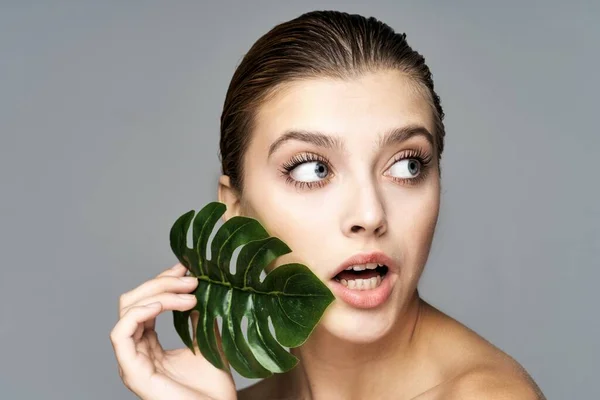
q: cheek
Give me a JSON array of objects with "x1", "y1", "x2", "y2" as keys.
[
  {"x1": 245, "y1": 176, "x2": 330, "y2": 239},
  {"x1": 397, "y1": 190, "x2": 440, "y2": 268},
  {"x1": 241, "y1": 195, "x2": 330, "y2": 272}
]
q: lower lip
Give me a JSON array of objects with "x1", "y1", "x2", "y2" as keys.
[{"x1": 329, "y1": 273, "x2": 394, "y2": 309}]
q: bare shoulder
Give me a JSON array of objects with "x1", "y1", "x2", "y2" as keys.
[
  {"x1": 433, "y1": 364, "x2": 546, "y2": 399},
  {"x1": 414, "y1": 300, "x2": 546, "y2": 399}
]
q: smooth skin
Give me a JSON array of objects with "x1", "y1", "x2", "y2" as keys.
[{"x1": 110, "y1": 70, "x2": 546, "y2": 399}]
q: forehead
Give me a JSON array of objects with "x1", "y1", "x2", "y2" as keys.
[{"x1": 254, "y1": 70, "x2": 435, "y2": 147}]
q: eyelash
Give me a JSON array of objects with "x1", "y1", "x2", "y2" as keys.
[{"x1": 278, "y1": 148, "x2": 434, "y2": 190}]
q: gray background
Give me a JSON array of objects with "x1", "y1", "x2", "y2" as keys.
[{"x1": 1, "y1": 1, "x2": 598, "y2": 399}]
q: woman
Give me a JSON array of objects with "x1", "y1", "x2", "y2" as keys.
[{"x1": 110, "y1": 10, "x2": 545, "y2": 400}]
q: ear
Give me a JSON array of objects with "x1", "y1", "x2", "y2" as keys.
[{"x1": 218, "y1": 175, "x2": 242, "y2": 222}]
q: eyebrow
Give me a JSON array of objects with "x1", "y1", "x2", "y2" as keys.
[{"x1": 267, "y1": 125, "x2": 434, "y2": 159}]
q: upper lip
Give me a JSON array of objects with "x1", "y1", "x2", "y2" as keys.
[{"x1": 331, "y1": 250, "x2": 398, "y2": 279}]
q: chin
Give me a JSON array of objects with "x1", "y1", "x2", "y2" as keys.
[{"x1": 317, "y1": 303, "x2": 397, "y2": 344}]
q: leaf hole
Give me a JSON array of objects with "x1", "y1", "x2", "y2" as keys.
[
  {"x1": 188, "y1": 310, "x2": 200, "y2": 346},
  {"x1": 205, "y1": 219, "x2": 221, "y2": 260},
  {"x1": 260, "y1": 269, "x2": 267, "y2": 283},
  {"x1": 240, "y1": 315, "x2": 250, "y2": 344},
  {"x1": 259, "y1": 261, "x2": 276, "y2": 283},
  {"x1": 215, "y1": 316, "x2": 225, "y2": 353},
  {"x1": 186, "y1": 221, "x2": 194, "y2": 249},
  {"x1": 268, "y1": 316, "x2": 290, "y2": 351},
  {"x1": 268, "y1": 315, "x2": 275, "y2": 337},
  {"x1": 229, "y1": 245, "x2": 243, "y2": 275},
  {"x1": 215, "y1": 315, "x2": 223, "y2": 335}
]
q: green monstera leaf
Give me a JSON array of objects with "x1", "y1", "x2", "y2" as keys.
[{"x1": 169, "y1": 201, "x2": 335, "y2": 379}]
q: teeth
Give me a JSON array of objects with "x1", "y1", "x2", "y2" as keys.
[
  {"x1": 345, "y1": 263, "x2": 383, "y2": 271},
  {"x1": 372, "y1": 277, "x2": 380, "y2": 288},
  {"x1": 339, "y1": 275, "x2": 384, "y2": 290}
]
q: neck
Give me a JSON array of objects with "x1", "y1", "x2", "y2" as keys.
[{"x1": 282, "y1": 290, "x2": 427, "y2": 400}]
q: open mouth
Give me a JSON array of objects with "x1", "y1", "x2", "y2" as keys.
[{"x1": 332, "y1": 264, "x2": 389, "y2": 290}]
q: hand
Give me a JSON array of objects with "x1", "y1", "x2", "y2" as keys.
[{"x1": 110, "y1": 263, "x2": 237, "y2": 400}]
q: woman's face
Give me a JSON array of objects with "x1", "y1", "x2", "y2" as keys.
[{"x1": 223, "y1": 69, "x2": 440, "y2": 343}]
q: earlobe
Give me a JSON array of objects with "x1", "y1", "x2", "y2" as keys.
[{"x1": 217, "y1": 175, "x2": 242, "y2": 221}]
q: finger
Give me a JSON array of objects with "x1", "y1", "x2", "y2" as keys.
[
  {"x1": 123, "y1": 293, "x2": 197, "y2": 350},
  {"x1": 143, "y1": 313, "x2": 157, "y2": 333},
  {"x1": 133, "y1": 321, "x2": 145, "y2": 341},
  {"x1": 157, "y1": 263, "x2": 189, "y2": 278},
  {"x1": 110, "y1": 302, "x2": 163, "y2": 378},
  {"x1": 119, "y1": 275, "x2": 198, "y2": 311},
  {"x1": 145, "y1": 329, "x2": 164, "y2": 355},
  {"x1": 118, "y1": 263, "x2": 191, "y2": 314},
  {"x1": 121, "y1": 292, "x2": 197, "y2": 319}
]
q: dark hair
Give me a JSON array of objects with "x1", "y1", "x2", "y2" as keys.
[{"x1": 219, "y1": 10, "x2": 446, "y2": 196}]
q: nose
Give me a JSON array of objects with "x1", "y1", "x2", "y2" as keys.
[{"x1": 343, "y1": 180, "x2": 387, "y2": 238}]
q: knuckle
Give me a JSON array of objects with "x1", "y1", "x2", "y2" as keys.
[
  {"x1": 109, "y1": 328, "x2": 118, "y2": 343},
  {"x1": 121, "y1": 303, "x2": 143, "y2": 319},
  {"x1": 118, "y1": 293, "x2": 129, "y2": 308},
  {"x1": 119, "y1": 305, "x2": 130, "y2": 318},
  {"x1": 122, "y1": 304, "x2": 138, "y2": 315}
]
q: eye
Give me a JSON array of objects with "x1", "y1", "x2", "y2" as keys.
[
  {"x1": 290, "y1": 161, "x2": 329, "y2": 182},
  {"x1": 388, "y1": 158, "x2": 421, "y2": 179},
  {"x1": 279, "y1": 153, "x2": 333, "y2": 190},
  {"x1": 384, "y1": 148, "x2": 433, "y2": 185}
]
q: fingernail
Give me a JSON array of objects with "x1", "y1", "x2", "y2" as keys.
[
  {"x1": 179, "y1": 276, "x2": 197, "y2": 283},
  {"x1": 178, "y1": 294, "x2": 195, "y2": 300}
]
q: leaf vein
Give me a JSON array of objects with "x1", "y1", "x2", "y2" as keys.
[{"x1": 277, "y1": 297, "x2": 310, "y2": 329}]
